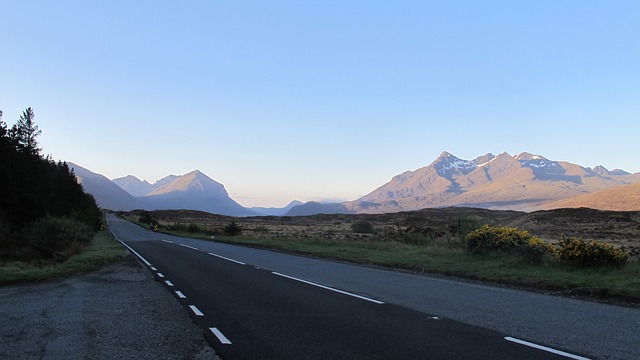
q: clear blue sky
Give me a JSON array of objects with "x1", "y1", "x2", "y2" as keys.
[{"x1": 2, "y1": 1, "x2": 639, "y2": 207}]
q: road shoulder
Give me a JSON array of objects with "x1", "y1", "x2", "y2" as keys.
[{"x1": 0, "y1": 257, "x2": 219, "y2": 360}]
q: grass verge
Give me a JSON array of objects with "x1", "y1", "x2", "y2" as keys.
[
  {"x1": 0, "y1": 230, "x2": 130, "y2": 285},
  {"x1": 195, "y1": 232, "x2": 640, "y2": 304}
]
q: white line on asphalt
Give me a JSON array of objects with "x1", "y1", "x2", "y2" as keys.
[
  {"x1": 207, "y1": 252, "x2": 246, "y2": 265},
  {"x1": 179, "y1": 244, "x2": 199, "y2": 251},
  {"x1": 165, "y1": 280, "x2": 174, "y2": 287},
  {"x1": 151, "y1": 267, "x2": 157, "y2": 271},
  {"x1": 157, "y1": 273, "x2": 165, "y2": 278},
  {"x1": 189, "y1": 305, "x2": 204, "y2": 316},
  {"x1": 210, "y1": 327, "x2": 232, "y2": 344},
  {"x1": 272, "y1": 272, "x2": 385, "y2": 304},
  {"x1": 115, "y1": 236, "x2": 152, "y2": 266},
  {"x1": 505, "y1": 337, "x2": 591, "y2": 360},
  {"x1": 161, "y1": 240, "x2": 174, "y2": 244},
  {"x1": 175, "y1": 291, "x2": 186, "y2": 299}
]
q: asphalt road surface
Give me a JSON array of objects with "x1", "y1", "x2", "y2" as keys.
[{"x1": 108, "y1": 214, "x2": 640, "y2": 359}]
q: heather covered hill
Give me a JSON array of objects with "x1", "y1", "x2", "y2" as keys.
[{"x1": 539, "y1": 183, "x2": 640, "y2": 211}]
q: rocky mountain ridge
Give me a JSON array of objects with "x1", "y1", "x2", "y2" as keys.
[{"x1": 341, "y1": 151, "x2": 640, "y2": 214}]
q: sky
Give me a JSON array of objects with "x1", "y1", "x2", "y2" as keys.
[{"x1": 2, "y1": 1, "x2": 639, "y2": 207}]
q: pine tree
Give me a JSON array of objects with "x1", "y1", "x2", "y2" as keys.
[{"x1": 10, "y1": 107, "x2": 41, "y2": 155}]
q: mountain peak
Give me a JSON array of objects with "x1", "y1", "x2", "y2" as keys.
[
  {"x1": 432, "y1": 151, "x2": 476, "y2": 178},
  {"x1": 514, "y1": 152, "x2": 547, "y2": 161}
]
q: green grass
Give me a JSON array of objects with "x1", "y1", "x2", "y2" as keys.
[{"x1": 0, "y1": 230, "x2": 130, "y2": 285}]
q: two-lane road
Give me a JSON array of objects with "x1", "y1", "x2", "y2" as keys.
[{"x1": 108, "y1": 214, "x2": 638, "y2": 359}]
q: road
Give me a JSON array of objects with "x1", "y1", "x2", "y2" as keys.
[{"x1": 108, "y1": 214, "x2": 639, "y2": 359}]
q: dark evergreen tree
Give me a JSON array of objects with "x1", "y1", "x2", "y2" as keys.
[
  {"x1": 0, "y1": 107, "x2": 102, "y2": 261},
  {"x1": 9, "y1": 107, "x2": 41, "y2": 155}
]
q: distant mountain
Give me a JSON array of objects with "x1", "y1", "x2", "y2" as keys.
[
  {"x1": 112, "y1": 175, "x2": 153, "y2": 197},
  {"x1": 71, "y1": 164, "x2": 255, "y2": 216},
  {"x1": 69, "y1": 163, "x2": 142, "y2": 211},
  {"x1": 251, "y1": 200, "x2": 304, "y2": 216},
  {"x1": 539, "y1": 183, "x2": 640, "y2": 211},
  {"x1": 138, "y1": 170, "x2": 255, "y2": 216},
  {"x1": 344, "y1": 151, "x2": 640, "y2": 213},
  {"x1": 285, "y1": 201, "x2": 351, "y2": 216}
]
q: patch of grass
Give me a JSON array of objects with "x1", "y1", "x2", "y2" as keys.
[{"x1": 0, "y1": 231, "x2": 129, "y2": 285}]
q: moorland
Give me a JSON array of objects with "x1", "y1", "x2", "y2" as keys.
[{"x1": 120, "y1": 207, "x2": 640, "y2": 305}]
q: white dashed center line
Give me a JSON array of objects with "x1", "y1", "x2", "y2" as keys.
[
  {"x1": 210, "y1": 327, "x2": 232, "y2": 344},
  {"x1": 505, "y1": 337, "x2": 591, "y2": 360},
  {"x1": 189, "y1": 305, "x2": 204, "y2": 316}
]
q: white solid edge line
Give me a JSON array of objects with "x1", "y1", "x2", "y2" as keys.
[
  {"x1": 272, "y1": 272, "x2": 384, "y2": 304},
  {"x1": 210, "y1": 327, "x2": 232, "y2": 344},
  {"x1": 114, "y1": 235, "x2": 152, "y2": 266},
  {"x1": 189, "y1": 305, "x2": 204, "y2": 316},
  {"x1": 161, "y1": 239, "x2": 174, "y2": 244},
  {"x1": 175, "y1": 291, "x2": 186, "y2": 299},
  {"x1": 208, "y1": 252, "x2": 246, "y2": 265},
  {"x1": 165, "y1": 280, "x2": 174, "y2": 286},
  {"x1": 179, "y1": 243, "x2": 199, "y2": 251},
  {"x1": 505, "y1": 337, "x2": 591, "y2": 360}
]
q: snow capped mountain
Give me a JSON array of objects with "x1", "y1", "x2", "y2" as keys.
[
  {"x1": 433, "y1": 151, "x2": 477, "y2": 178},
  {"x1": 515, "y1": 152, "x2": 561, "y2": 169},
  {"x1": 345, "y1": 151, "x2": 640, "y2": 213}
]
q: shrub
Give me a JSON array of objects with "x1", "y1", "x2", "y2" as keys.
[
  {"x1": 556, "y1": 235, "x2": 629, "y2": 267},
  {"x1": 514, "y1": 237, "x2": 554, "y2": 264},
  {"x1": 465, "y1": 225, "x2": 532, "y2": 254},
  {"x1": 465, "y1": 225, "x2": 553, "y2": 263},
  {"x1": 351, "y1": 220, "x2": 374, "y2": 234},
  {"x1": 28, "y1": 216, "x2": 92, "y2": 260},
  {"x1": 187, "y1": 223, "x2": 200, "y2": 233},
  {"x1": 138, "y1": 211, "x2": 155, "y2": 225},
  {"x1": 223, "y1": 221, "x2": 242, "y2": 236}
]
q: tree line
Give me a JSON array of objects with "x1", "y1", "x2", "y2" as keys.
[{"x1": 0, "y1": 107, "x2": 101, "y2": 262}]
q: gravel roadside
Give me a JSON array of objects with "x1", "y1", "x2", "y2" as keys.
[{"x1": 0, "y1": 257, "x2": 219, "y2": 360}]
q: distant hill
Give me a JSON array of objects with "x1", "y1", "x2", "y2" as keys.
[
  {"x1": 539, "y1": 183, "x2": 640, "y2": 211},
  {"x1": 69, "y1": 163, "x2": 141, "y2": 211},
  {"x1": 251, "y1": 200, "x2": 304, "y2": 216},
  {"x1": 71, "y1": 164, "x2": 255, "y2": 216},
  {"x1": 344, "y1": 151, "x2": 640, "y2": 214},
  {"x1": 285, "y1": 201, "x2": 352, "y2": 216}
]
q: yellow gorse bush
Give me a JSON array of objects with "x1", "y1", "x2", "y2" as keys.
[
  {"x1": 556, "y1": 235, "x2": 629, "y2": 267},
  {"x1": 465, "y1": 225, "x2": 553, "y2": 263}
]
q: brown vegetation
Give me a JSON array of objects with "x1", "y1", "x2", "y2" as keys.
[{"x1": 121, "y1": 207, "x2": 640, "y2": 259}]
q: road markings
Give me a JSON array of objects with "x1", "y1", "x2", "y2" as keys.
[
  {"x1": 157, "y1": 273, "x2": 165, "y2": 278},
  {"x1": 179, "y1": 244, "x2": 199, "y2": 251},
  {"x1": 208, "y1": 252, "x2": 246, "y2": 265},
  {"x1": 175, "y1": 291, "x2": 186, "y2": 299},
  {"x1": 165, "y1": 280, "x2": 174, "y2": 287},
  {"x1": 115, "y1": 237, "x2": 152, "y2": 266},
  {"x1": 161, "y1": 240, "x2": 174, "y2": 244},
  {"x1": 151, "y1": 267, "x2": 157, "y2": 271},
  {"x1": 210, "y1": 327, "x2": 232, "y2": 344},
  {"x1": 189, "y1": 305, "x2": 204, "y2": 316},
  {"x1": 272, "y1": 272, "x2": 384, "y2": 305},
  {"x1": 505, "y1": 337, "x2": 591, "y2": 360}
]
